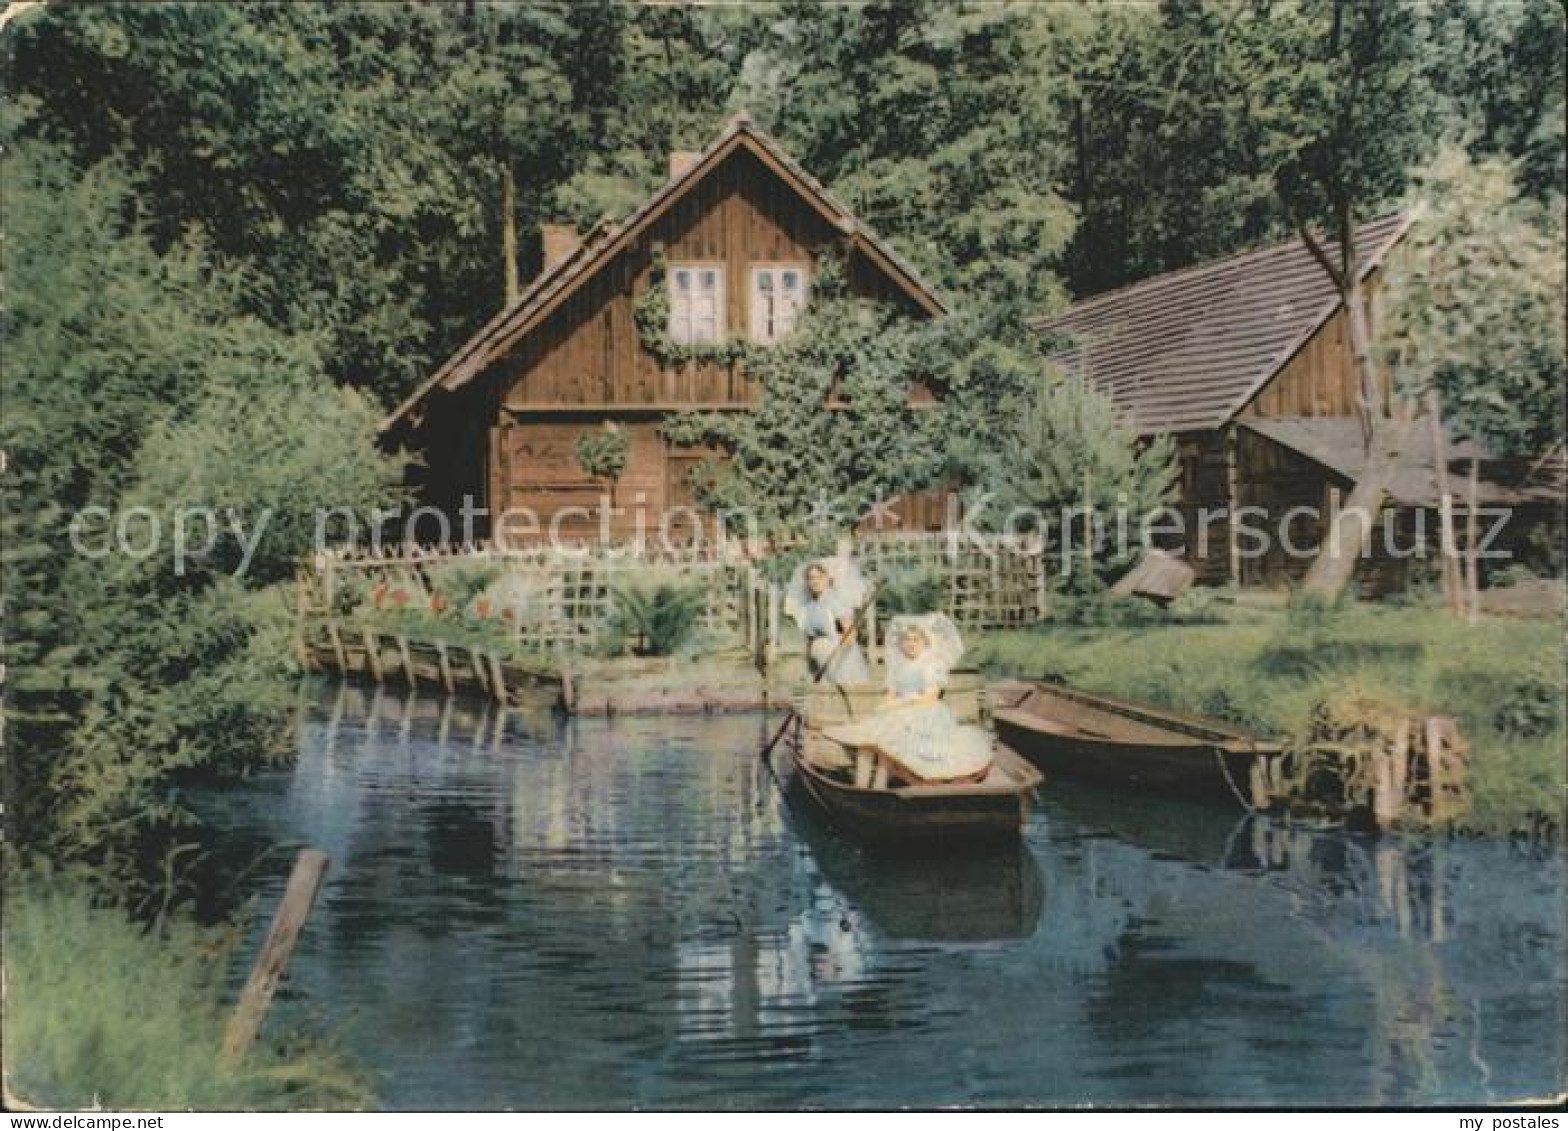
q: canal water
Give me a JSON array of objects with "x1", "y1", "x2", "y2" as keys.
[{"x1": 198, "y1": 682, "x2": 1566, "y2": 1109}]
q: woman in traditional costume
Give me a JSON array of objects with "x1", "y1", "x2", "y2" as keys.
[
  {"x1": 784, "y1": 557, "x2": 872, "y2": 684},
  {"x1": 823, "y1": 613, "x2": 994, "y2": 788}
]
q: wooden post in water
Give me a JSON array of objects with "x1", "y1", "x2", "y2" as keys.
[
  {"x1": 559, "y1": 661, "x2": 576, "y2": 714},
  {"x1": 436, "y1": 641, "x2": 455, "y2": 694},
  {"x1": 489, "y1": 651, "x2": 508, "y2": 705},
  {"x1": 326, "y1": 620, "x2": 348, "y2": 675},
  {"x1": 220, "y1": 848, "x2": 330, "y2": 1068},
  {"x1": 1371, "y1": 718, "x2": 1412, "y2": 832},
  {"x1": 294, "y1": 580, "x2": 312, "y2": 669},
  {"x1": 1248, "y1": 755, "x2": 1272, "y2": 812},
  {"x1": 362, "y1": 627, "x2": 384, "y2": 682},
  {"x1": 1425, "y1": 715, "x2": 1466, "y2": 825},
  {"x1": 396, "y1": 633, "x2": 417, "y2": 688}
]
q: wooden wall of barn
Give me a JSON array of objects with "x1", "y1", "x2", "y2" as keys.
[
  {"x1": 1164, "y1": 431, "x2": 1235, "y2": 585},
  {"x1": 1163, "y1": 426, "x2": 1419, "y2": 594},
  {"x1": 1232, "y1": 427, "x2": 1342, "y2": 587},
  {"x1": 1239, "y1": 273, "x2": 1390, "y2": 420}
]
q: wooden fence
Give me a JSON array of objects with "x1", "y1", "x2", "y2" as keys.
[
  {"x1": 306, "y1": 533, "x2": 1047, "y2": 664},
  {"x1": 854, "y1": 532, "x2": 1048, "y2": 631},
  {"x1": 310, "y1": 543, "x2": 758, "y2": 656}
]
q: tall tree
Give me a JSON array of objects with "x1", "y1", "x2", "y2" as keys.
[
  {"x1": 1381, "y1": 146, "x2": 1566, "y2": 457},
  {"x1": 733, "y1": 0, "x2": 1077, "y2": 316},
  {"x1": 5, "y1": 2, "x2": 628, "y2": 405},
  {"x1": 1176, "y1": 1, "x2": 1439, "y2": 596},
  {"x1": 1052, "y1": 1, "x2": 1283, "y2": 296},
  {"x1": 0, "y1": 139, "x2": 399, "y2": 897}
]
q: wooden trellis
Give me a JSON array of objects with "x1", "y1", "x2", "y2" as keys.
[
  {"x1": 312, "y1": 542, "x2": 757, "y2": 656},
  {"x1": 307, "y1": 533, "x2": 1043, "y2": 669},
  {"x1": 855, "y1": 532, "x2": 1048, "y2": 630}
]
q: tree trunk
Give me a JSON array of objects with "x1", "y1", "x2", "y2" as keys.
[
  {"x1": 1344, "y1": 273, "x2": 1382, "y2": 444},
  {"x1": 1303, "y1": 465, "x2": 1389, "y2": 600},
  {"x1": 1465, "y1": 457, "x2": 1481, "y2": 623},
  {"x1": 1289, "y1": 203, "x2": 1403, "y2": 601},
  {"x1": 501, "y1": 163, "x2": 520, "y2": 305},
  {"x1": 1427, "y1": 390, "x2": 1462, "y2": 613},
  {"x1": 1300, "y1": 283, "x2": 1401, "y2": 601}
]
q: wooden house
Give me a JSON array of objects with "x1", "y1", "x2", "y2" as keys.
[
  {"x1": 1033, "y1": 217, "x2": 1562, "y2": 593},
  {"x1": 384, "y1": 114, "x2": 950, "y2": 543}
]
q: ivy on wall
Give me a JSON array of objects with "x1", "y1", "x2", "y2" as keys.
[
  {"x1": 632, "y1": 246, "x2": 756, "y2": 369},
  {"x1": 575, "y1": 422, "x2": 631, "y2": 483},
  {"x1": 660, "y1": 289, "x2": 979, "y2": 540}
]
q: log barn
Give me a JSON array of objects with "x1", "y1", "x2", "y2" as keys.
[
  {"x1": 1034, "y1": 217, "x2": 1563, "y2": 593},
  {"x1": 384, "y1": 113, "x2": 950, "y2": 543}
]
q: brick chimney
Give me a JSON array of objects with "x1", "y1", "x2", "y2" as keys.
[
  {"x1": 541, "y1": 223, "x2": 581, "y2": 271},
  {"x1": 668, "y1": 150, "x2": 700, "y2": 180}
]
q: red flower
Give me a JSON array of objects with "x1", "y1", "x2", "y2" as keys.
[
  {"x1": 430, "y1": 594, "x2": 449, "y2": 613},
  {"x1": 391, "y1": 588, "x2": 410, "y2": 605},
  {"x1": 475, "y1": 598, "x2": 492, "y2": 618}
]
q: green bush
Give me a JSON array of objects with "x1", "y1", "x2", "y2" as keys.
[
  {"x1": 3, "y1": 882, "x2": 371, "y2": 1110},
  {"x1": 607, "y1": 583, "x2": 707, "y2": 656},
  {"x1": 428, "y1": 563, "x2": 501, "y2": 612},
  {"x1": 574, "y1": 425, "x2": 631, "y2": 484},
  {"x1": 876, "y1": 568, "x2": 947, "y2": 617}
]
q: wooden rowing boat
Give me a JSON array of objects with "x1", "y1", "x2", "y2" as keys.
[
  {"x1": 784, "y1": 794, "x2": 1047, "y2": 940},
  {"x1": 783, "y1": 673, "x2": 1042, "y2": 846},
  {"x1": 988, "y1": 680, "x2": 1284, "y2": 807}
]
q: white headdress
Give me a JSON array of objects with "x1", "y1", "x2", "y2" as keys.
[
  {"x1": 783, "y1": 555, "x2": 869, "y2": 629},
  {"x1": 885, "y1": 612, "x2": 965, "y2": 688}
]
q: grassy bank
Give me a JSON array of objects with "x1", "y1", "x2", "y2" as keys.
[
  {"x1": 971, "y1": 600, "x2": 1565, "y2": 836},
  {"x1": 2, "y1": 883, "x2": 371, "y2": 1111}
]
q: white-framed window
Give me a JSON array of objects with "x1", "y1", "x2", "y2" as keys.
[
  {"x1": 668, "y1": 264, "x2": 724, "y2": 345},
  {"x1": 749, "y1": 264, "x2": 809, "y2": 344}
]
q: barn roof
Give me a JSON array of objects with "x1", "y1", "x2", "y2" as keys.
[
  {"x1": 1031, "y1": 214, "x2": 1411, "y2": 435},
  {"x1": 384, "y1": 113, "x2": 948, "y2": 432},
  {"x1": 1241, "y1": 416, "x2": 1561, "y2": 507}
]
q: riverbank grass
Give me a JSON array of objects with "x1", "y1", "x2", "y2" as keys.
[
  {"x1": 971, "y1": 600, "x2": 1564, "y2": 836},
  {"x1": 3, "y1": 884, "x2": 370, "y2": 1110}
]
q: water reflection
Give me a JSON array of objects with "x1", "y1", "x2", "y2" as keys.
[
  {"x1": 194, "y1": 683, "x2": 1566, "y2": 1109},
  {"x1": 783, "y1": 785, "x2": 1047, "y2": 943}
]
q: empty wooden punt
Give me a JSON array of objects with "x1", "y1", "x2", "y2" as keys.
[
  {"x1": 988, "y1": 680, "x2": 1283, "y2": 807},
  {"x1": 784, "y1": 673, "x2": 1042, "y2": 846}
]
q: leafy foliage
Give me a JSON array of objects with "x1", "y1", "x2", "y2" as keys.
[
  {"x1": 129, "y1": 375, "x2": 401, "y2": 585},
  {"x1": 574, "y1": 424, "x2": 633, "y2": 485},
  {"x1": 1, "y1": 139, "x2": 398, "y2": 904},
  {"x1": 976, "y1": 376, "x2": 1178, "y2": 594},
  {"x1": 1381, "y1": 146, "x2": 1566, "y2": 455},
  {"x1": 876, "y1": 568, "x2": 947, "y2": 618},
  {"x1": 736, "y1": 1, "x2": 1076, "y2": 316},
  {"x1": 3, "y1": 881, "x2": 372, "y2": 1109},
  {"x1": 608, "y1": 582, "x2": 708, "y2": 657},
  {"x1": 6, "y1": 3, "x2": 629, "y2": 406}
]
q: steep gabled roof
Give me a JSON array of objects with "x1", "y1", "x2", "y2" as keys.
[
  {"x1": 384, "y1": 114, "x2": 948, "y2": 431},
  {"x1": 1031, "y1": 214, "x2": 1411, "y2": 434}
]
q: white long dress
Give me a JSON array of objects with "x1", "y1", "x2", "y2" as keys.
[
  {"x1": 822, "y1": 662, "x2": 994, "y2": 783},
  {"x1": 797, "y1": 594, "x2": 872, "y2": 684}
]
